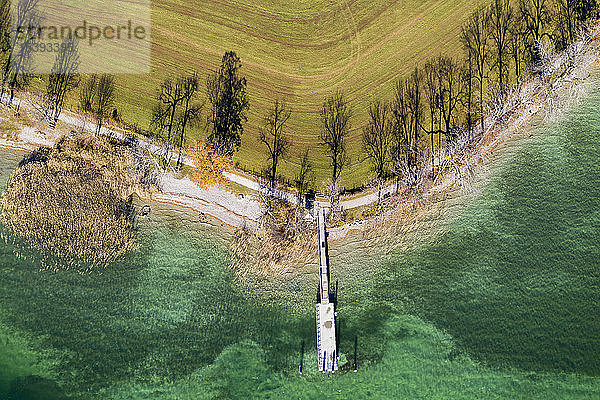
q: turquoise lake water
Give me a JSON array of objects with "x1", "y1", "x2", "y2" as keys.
[{"x1": 1, "y1": 83, "x2": 600, "y2": 398}]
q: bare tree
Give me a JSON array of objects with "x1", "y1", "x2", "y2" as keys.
[
  {"x1": 461, "y1": 7, "x2": 490, "y2": 136},
  {"x1": 320, "y1": 91, "x2": 351, "y2": 193},
  {"x1": 151, "y1": 77, "x2": 184, "y2": 168},
  {"x1": 406, "y1": 66, "x2": 423, "y2": 171},
  {"x1": 206, "y1": 51, "x2": 249, "y2": 156},
  {"x1": 518, "y1": 0, "x2": 552, "y2": 63},
  {"x1": 390, "y1": 79, "x2": 410, "y2": 191},
  {"x1": 176, "y1": 73, "x2": 202, "y2": 170},
  {"x1": 0, "y1": 0, "x2": 9, "y2": 61},
  {"x1": 553, "y1": 0, "x2": 597, "y2": 49},
  {"x1": 555, "y1": 0, "x2": 577, "y2": 50},
  {"x1": 294, "y1": 148, "x2": 314, "y2": 206},
  {"x1": 79, "y1": 74, "x2": 97, "y2": 114},
  {"x1": 95, "y1": 74, "x2": 115, "y2": 134},
  {"x1": 1, "y1": 0, "x2": 41, "y2": 105},
  {"x1": 462, "y1": 51, "x2": 475, "y2": 140},
  {"x1": 509, "y1": 16, "x2": 527, "y2": 78},
  {"x1": 362, "y1": 100, "x2": 392, "y2": 202},
  {"x1": 388, "y1": 68, "x2": 423, "y2": 187},
  {"x1": 488, "y1": 0, "x2": 513, "y2": 95},
  {"x1": 45, "y1": 38, "x2": 79, "y2": 128},
  {"x1": 423, "y1": 60, "x2": 440, "y2": 160},
  {"x1": 259, "y1": 100, "x2": 291, "y2": 187},
  {"x1": 422, "y1": 57, "x2": 464, "y2": 160},
  {"x1": 437, "y1": 57, "x2": 465, "y2": 147}
]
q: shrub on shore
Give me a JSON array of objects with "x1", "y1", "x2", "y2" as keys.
[{"x1": 0, "y1": 134, "x2": 152, "y2": 269}]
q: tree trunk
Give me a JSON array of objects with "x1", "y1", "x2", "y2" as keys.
[
  {"x1": 176, "y1": 127, "x2": 185, "y2": 170},
  {"x1": 479, "y1": 79, "x2": 484, "y2": 136},
  {"x1": 165, "y1": 104, "x2": 177, "y2": 170}
]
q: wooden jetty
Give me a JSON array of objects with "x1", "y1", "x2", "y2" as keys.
[{"x1": 316, "y1": 207, "x2": 338, "y2": 372}]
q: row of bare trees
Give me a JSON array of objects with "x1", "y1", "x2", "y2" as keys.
[
  {"x1": 1, "y1": 0, "x2": 597, "y2": 206},
  {"x1": 150, "y1": 52, "x2": 318, "y2": 206},
  {"x1": 0, "y1": 0, "x2": 115, "y2": 131},
  {"x1": 255, "y1": 0, "x2": 598, "y2": 207},
  {"x1": 41, "y1": 38, "x2": 115, "y2": 133},
  {"x1": 355, "y1": 0, "x2": 598, "y2": 203},
  {"x1": 151, "y1": 52, "x2": 249, "y2": 172}
]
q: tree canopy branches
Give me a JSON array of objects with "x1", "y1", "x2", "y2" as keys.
[
  {"x1": 488, "y1": 0, "x2": 513, "y2": 94},
  {"x1": 189, "y1": 142, "x2": 231, "y2": 189},
  {"x1": 77, "y1": 74, "x2": 115, "y2": 134},
  {"x1": 95, "y1": 74, "x2": 115, "y2": 133},
  {"x1": 390, "y1": 79, "x2": 411, "y2": 188},
  {"x1": 151, "y1": 77, "x2": 184, "y2": 167},
  {"x1": 461, "y1": 6, "x2": 490, "y2": 136},
  {"x1": 362, "y1": 100, "x2": 392, "y2": 200},
  {"x1": 176, "y1": 73, "x2": 202, "y2": 170},
  {"x1": 320, "y1": 91, "x2": 351, "y2": 189},
  {"x1": 151, "y1": 73, "x2": 202, "y2": 170},
  {"x1": 1, "y1": 0, "x2": 41, "y2": 103},
  {"x1": 294, "y1": 149, "x2": 314, "y2": 203},
  {"x1": 519, "y1": 0, "x2": 553, "y2": 62},
  {"x1": 46, "y1": 38, "x2": 80, "y2": 127},
  {"x1": 364, "y1": 0, "x2": 595, "y2": 192},
  {"x1": 259, "y1": 99, "x2": 291, "y2": 187}
]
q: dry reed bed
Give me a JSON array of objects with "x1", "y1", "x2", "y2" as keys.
[{"x1": 0, "y1": 134, "x2": 151, "y2": 271}]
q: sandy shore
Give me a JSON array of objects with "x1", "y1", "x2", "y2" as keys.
[
  {"x1": 0, "y1": 130, "x2": 263, "y2": 230},
  {"x1": 155, "y1": 173, "x2": 262, "y2": 229}
]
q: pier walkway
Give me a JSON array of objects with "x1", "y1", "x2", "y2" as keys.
[{"x1": 316, "y1": 207, "x2": 338, "y2": 372}]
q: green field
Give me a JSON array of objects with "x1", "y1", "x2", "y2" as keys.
[{"x1": 87, "y1": 0, "x2": 482, "y2": 188}]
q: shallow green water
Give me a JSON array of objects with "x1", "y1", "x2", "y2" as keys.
[
  {"x1": 1, "y1": 84, "x2": 600, "y2": 398},
  {"x1": 0, "y1": 150, "x2": 314, "y2": 398},
  {"x1": 386, "y1": 103, "x2": 600, "y2": 376}
]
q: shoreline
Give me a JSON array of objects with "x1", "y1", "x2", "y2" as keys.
[
  {"x1": 0, "y1": 138, "x2": 262, "y2": 231},
  {"x1": 0, "y1": 24, "x2": 599, "y2": 238},
  {"x1": 328, "y1": 26, "x2": 600, "y2": 243}
]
